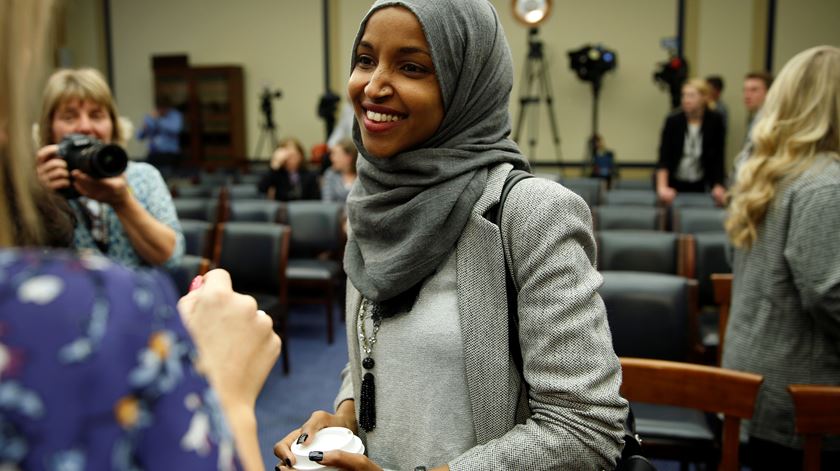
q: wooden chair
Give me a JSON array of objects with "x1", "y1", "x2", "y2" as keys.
[
  {"x1": 620, "y1": 357, "x2": 764, "y2": 471},
  {"x1": 711, "y1": 273, "x2": 733, "y2": 364},
  {"x1": 788, "y1": 384, "x2": 840, "y2": 471}
]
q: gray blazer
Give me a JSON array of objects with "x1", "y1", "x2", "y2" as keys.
[
  {"x1": 337, "y1": 163, "x2": 627, "y2": 470},
  {"x1": 723, "y1": 153, "x2": 840, "y2": 449}
]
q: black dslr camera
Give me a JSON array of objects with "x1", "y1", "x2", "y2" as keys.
[{"x1": 57, "y1": 133, "x2": 128, "y2": 198}]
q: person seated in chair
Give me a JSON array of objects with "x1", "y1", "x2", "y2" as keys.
[{"x1": 258, "y1": 137, "x2": 320, "y2": 201}]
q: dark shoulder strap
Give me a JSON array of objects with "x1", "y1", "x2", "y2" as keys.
[{"x1": 490, "y1": 169, "x2": 532, "y2": 381}]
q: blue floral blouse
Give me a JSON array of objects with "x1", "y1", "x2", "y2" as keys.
[
  {"x1": 0, "y1": 249, "x2": 240, "y2": 470},
  {"x1": 70, "y1": 162, "x2": 185, "y2": 270}
]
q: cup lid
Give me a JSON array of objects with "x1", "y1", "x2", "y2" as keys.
[{"x1": 291, "y1": 427, "x2": 354, "y2": 457}]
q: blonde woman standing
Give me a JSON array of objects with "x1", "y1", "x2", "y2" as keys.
[
  {"x1": 656, "y1": 78, "x2": 727, "y2": 206},
  {"x1": 723, "y1": 46, "x2": 840, "y2": 470}
]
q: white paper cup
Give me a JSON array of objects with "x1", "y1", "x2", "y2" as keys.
[{"x1": 290, "y1": 427, "x2": 365, "y2": 470}]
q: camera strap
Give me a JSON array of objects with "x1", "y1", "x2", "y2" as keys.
[{"x1": 77, "y1": 199, "x2": 110, "y2": 254}]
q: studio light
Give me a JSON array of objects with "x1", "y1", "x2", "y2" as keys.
[
  {"x1": 568, "y1": 44, "x2": 617, "y2": 86},
  {"x1": 511, "y1": 0, "x2": 552, "y2": 27}
]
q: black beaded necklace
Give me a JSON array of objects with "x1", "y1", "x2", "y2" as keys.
[{"x1": 358, "y1": 298, "x2": 381, "y2": 432}]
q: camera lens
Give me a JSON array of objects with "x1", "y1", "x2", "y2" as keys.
[{"x1": 91, "y1": 144, "x2": 128, "y2": 178}]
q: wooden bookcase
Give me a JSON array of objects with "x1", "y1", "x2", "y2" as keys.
[{"x1": 152, "y1": 56, "x2": 246, "y2": 168}]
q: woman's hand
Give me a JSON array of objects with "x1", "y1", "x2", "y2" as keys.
[
  {"x1": 273, "y1": 402, "x2": 358, "y2": 469},
  {"x1": 71, "y1": 170, "x2": 131, "y2": 209},
  {"x1": 177, "y1": 269, "x2": 281, "y2": 410},
  {"x1": 178, "y1": 269, "x2": 280, "y2": 471},
  {"x1": 657, "y1": 185, "x2": 677, "y2": 206},
  {"x1": 270, "y1": 147, "x2": 291, "y2": 170},
  {"x1": 276, "y1": 451, "x2": 384, "y2": 471},
  {"x1": 35, "y1": 145, "x2": 70, "y2": 190},
  {"x1": 711, "y1": 184, "x2": 727, "y2": 207}
]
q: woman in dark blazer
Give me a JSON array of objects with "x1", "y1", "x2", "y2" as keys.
[{"x1": 656, "y1": 78, "x2": 726, "y2": 206}]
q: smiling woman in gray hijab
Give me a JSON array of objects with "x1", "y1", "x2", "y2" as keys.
[{"x1": 274, "y1": 1, "x2": 627, "y2": 470}]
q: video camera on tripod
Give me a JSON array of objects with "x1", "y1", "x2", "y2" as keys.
[
  {"x1": 254, "y1": 87, "x2": 283, "y2": 157},
  {"x1": 260, "y1": 87, "x2": 283, "y2": 130}
]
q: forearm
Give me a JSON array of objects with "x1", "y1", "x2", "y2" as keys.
[
  {"x1": 335, "y1": 398, "x2": 358, "y2": 434},
  {"x1": 223, "y1": 403, "x2": 265, "y2": 471},
  {"x1": 655, "y1": 168, "x2": 670, "y2": 191},
  {"x1": 113, "y1": 195, "x2": 178, "y2": 265}
]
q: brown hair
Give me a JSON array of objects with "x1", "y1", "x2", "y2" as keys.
[
  {"x1": 336, "y1": 138, "x2": 358, "y2": 174},
  {"x1": 744, "y1": 71, "x2": 774, "y2": 91},
  {"x1": 277, "y1": 137, "x2": 307, "y2": 169},
  {"x1": 0, "y1": 0, "x2": 77, "y2": 247},
  {"x1": 38, "y1": 68, "x2": 125, "y2": 147}
]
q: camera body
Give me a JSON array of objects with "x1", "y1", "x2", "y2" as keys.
[
  {"x1": 568, "y1": 44, "x2": 617, "y2": 86},
  {"x1": 653, "y1": 56, "x2": 689, "y2": 109},
  {"x1": 57, "y1": 133, "x2": 128, "y2": 198},
  {"x1": 260, "y1": 87, "x2": 283, "y2": 129}
]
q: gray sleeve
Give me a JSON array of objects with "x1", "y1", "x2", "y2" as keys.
[
  {"x1": 333, "y1": 362, "x2": 355, "y2": 411},
  {"x1": 450, "y1": 179, "x2": 627, "y2": 471},
  {"x1": 784, "y1": 184, "x2": 840, "y2": 341}
]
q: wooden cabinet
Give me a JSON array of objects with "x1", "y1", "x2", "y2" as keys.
[{"x1": 152, "y1": 57, "x2": 246, "y2": 168}]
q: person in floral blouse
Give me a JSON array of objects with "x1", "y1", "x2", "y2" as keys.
[{"x1": 0, "y1": 1, "x2": 280, "y2": 470}]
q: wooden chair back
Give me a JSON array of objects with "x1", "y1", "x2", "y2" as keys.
[
  {"x1": 711, "y1": 273, "x2": 733, "y2": 364},
  {"x1": 620, "y1": 357, "x2": 763, "y2": 471},
  {"x1": 788, "y1": 384, "x2": 840, "y2": 471}
]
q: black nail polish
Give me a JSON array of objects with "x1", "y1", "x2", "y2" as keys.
[
  {"x1": 309, "y1": 451, "x2": 324, "y2": 462},
  {"x1": 285, "y1": 458, "x2": 292, "y2": 467},
  {"x1": 296, "y1": 433, "x2": 308, "y2": 444},
  {"x1": 274, "y1": 465, "x2": 282, "y2": 471}
]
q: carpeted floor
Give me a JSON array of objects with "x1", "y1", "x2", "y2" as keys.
[{"x1": 255, "y1": 303, "x2": 349, "y2": 470}]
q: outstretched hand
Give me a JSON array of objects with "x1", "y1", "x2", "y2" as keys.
[{"x1": 273, "y1": 402, "x2": 358, "y2": 469}]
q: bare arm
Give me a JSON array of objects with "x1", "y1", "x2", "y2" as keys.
[
  {"x1": 72, "y1": 167, "x2": 180, "y2": 266},
  {"x1": 656, "y1": 168, "x2": 677, "y2": 205},
  {"x1": 179, "y1": 269, "x2": 281, "y2": 471},
  {"x1": 111, "y1": 190, "x2": 178, "y2": 265}
]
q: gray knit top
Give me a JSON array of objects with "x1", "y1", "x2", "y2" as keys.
[{"x1": 356, "y1": 251, "x2": 476, "y2": 469}]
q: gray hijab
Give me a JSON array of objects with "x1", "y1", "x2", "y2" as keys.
[{"x1": 344, "y1": 0, "x2": 529, "y2": 309}]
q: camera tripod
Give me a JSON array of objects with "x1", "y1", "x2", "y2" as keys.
[
  {"x1": 253, "y1": 121, "x2": 278, "y2": 159},
  {"x1": 513, "y1": 28, "x2": 562, "y2": 162},
  {"x1": 253, "y1": 89, "x2": 281, "y2": 158}
]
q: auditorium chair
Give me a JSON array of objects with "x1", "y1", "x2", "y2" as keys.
[
  {"x1": 601, "y1": 272, "x2": 722, "y2": 467},
  {"x1": 597, "y1": 230, "x2": 692, "y2": 276},
  {"x1": 593, "y1": 205, "x2": 665, "y2": 231},
  {"x1": 213, "y1": 221, "x2": 291, "y2": 375},
  {"x1": 620, "y1": 357, "x2": 763, "y2": 471},
  {"x1": 285, "y1": 201, "x2": 346, "y2": 344},
  {"x1": 603, "y1": 189, "x2": 658, "y2": 206},
  {"x1": 789, "y1": 384, "x2": 840, "y2": 471}
]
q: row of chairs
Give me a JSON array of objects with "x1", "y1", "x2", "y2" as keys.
[
  {"x1": 535, "y1": 175, "x2": 716, "y2": 208},
  {"x1": 170, "y1": 197, "x2": 346, "y2": 376},
  {"x1": 593, "y1": 205, "x2": 725, "y2": 234},
  {"x1": 604, "y1": 273, "x2": 840, "y2": 470}
]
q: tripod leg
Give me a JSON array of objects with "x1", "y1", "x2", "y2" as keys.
[
  {"x1": 514, "y1": 55, "x2": 536, "y2": 143},
  {"x1": 254, "y1": 129, "x2": 265, "y2": 158},
  {"x1": 528, "y1": 62, "x2": 540, "y2": 159},
  {"x1": 538, "y1": 56, "x2": 563, "y2": 163}
]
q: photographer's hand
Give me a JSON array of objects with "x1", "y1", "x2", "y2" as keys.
[
  {"x1": 71, "y1": 170, "x2": 131, "y2": 208},
  {"x1": 73, "y1": 170, "x2": 178, "y2": 266},
  {"x1": 35, "y1": 145, "x2": 70, "y2": 191}
]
